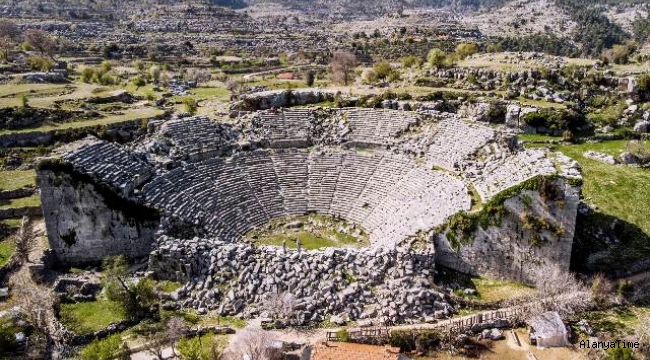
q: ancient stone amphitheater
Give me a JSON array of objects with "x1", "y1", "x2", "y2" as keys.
[{"x1": 38, "y1": 107, "x2": 581, "y2": 325}]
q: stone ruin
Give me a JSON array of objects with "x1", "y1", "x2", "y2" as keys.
[{"x1": 37, "y1": 107, "x2": 582, "y2": 325}]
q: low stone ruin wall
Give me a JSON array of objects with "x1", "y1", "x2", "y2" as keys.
[
  {"x1": 148, "y1": 236, "x2": 452, "y2": 326},
  {"x1": 235, "y1": 89, "x2": 337, "y2": 111},
  {"x1": 0, "y1": 206, "x2": 41, "y2": 220},
  {"x1": 0, "y1": 117, "x2": 158, "y2": 148}
]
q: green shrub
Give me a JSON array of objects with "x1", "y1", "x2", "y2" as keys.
[
  {"x1": 176, "y1": 332, "x2": 223, "y2": 360},
  {"x1": 303, "y1": 70, "x2": 315, "y2": 87},
  {"x1": 401, "y1": 55, "x2": 422, "y2": 68},
  {"x1": 81, "y1": 67, "x2": 96, "y2": 83},
  {"x1": 522, "y1": 109, "x2": 584, "y2": 132},
  {"x1": 132, "y1": 76, "x2": 146, "y2": 89},
  {"x1": 427, "y1": 48, "x2": 447, "y2": 68},
  {"x1": 455, "y1": 43, "x2": 478, "y2": 60},
  {"x1": 26, "y1": 56, "x2": 54, "y2": 71},
  {"x1": 19, "y1": 93, "x2": 29, "y2": 108},
  {"x1": 604, "y1": 343, "x2": 635, "y2": 360},
  {"x1": 102, "y1": 255, "x2": 158, "y2": 318},
  {"x1": 0, "y1": 317, "x2": 21, "y2": 353},
  {"x1": 336, "y1": 329, "x2": 350, "y2": 342},
  {"x1": 181, "y1": 97, "x2": 198, "y2": 114},
  {"x1": 80, "y1": 333, "x2": 128, "y2": 360}
]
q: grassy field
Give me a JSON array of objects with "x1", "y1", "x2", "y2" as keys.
[
  {"x1": 0, "y1": 107, "x2": 164, "y2": 135},
  {"x1": 254, "y1": 230, "x2": 363, "y2": 250},
  {"x1": 170, "y1": 309, "x2": 246, "y2": 329},
  {"x1": 0, "y1": 83, "x2": 103, "y2": 108},
  {"x1": 59, "y1": 299, "x2": 126, "y2": 335},
  {"x1": 0, "y1": 169, "x2": 36, "y2": 190},
  {"x1": 470, "y1": 278, "x2": 536, "y2": 303},
  {"x1": 556, "y1": 141, "x2": 650, "y2": 237},
  {"x1": 574, "y1": 306, "x2": 650, "y2": 336},
  {"x1": 156, "y1": 280, "x2": 182, "y2": 293},
  {"x1": 248, "y1": 214, "x2": 369, "y2": 250},
  {"x1": 0, "y1": 83, "x2": 67, "y2": 98},
  {"x1": 0, "y1": 239, "x2": 15, "y2": 267},
  {"x1": 516, "y1": 97, "x2": 566, "y2": 109},
  {"x1": 0, "y1": 194, "x2": 41, "y2": 209}
]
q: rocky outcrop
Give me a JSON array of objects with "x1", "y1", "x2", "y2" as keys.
[
  {"x1": 434, "y1": 177, "x2": 580, "y2": 284},
  {"x1": 149, "y1": 236, "x2": 452, "y2": 325},
  {"x1": 37, "y1": 167, "x2": 159, "y2": 264}
]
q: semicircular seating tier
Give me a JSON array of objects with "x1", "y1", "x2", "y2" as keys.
[
  {"x1": 424, "y1": 117, "x2": 496, "y2": 171},
  {"x1": 246, "y1": 108, "x2": 420, "y2": 148},
  {"x1": 63, "y1": 139, "x2": 154, "y2": 195},
  {"x1": 157, "y1": 116, "x2": 240, "y2": 161},
  {"x1": 141, "y1": 149, "x2": 471, "y2": 248}
]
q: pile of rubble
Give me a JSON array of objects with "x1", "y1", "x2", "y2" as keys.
[{"x1": 149, "y1": 236, "x2": 453, "y2": 326}]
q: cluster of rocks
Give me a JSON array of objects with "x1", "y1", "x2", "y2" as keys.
[
  {"x1": 583, "y1": 150, "x2": 617, "y2": 165},
  {"x1": 53, "y1": 275, "x2": 101, "y2": 302},
  {"x1": 149, "y1": 236, "x2": 453, "y2": 325}
]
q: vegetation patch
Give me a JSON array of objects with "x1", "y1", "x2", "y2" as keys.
[
  {"x1": 436, "y1": 175, "x2": 564, "y2": 250},
  {"x1": 0, "y1": 194, "x2": 41, "y2": 210},
  {"x1": 156, "y1": 280, "x2": 182, "y2": 293},
  {"x1": 471, "y1": 278, "x2": 536, "y2": 304},
  {"x1": 79, "y1": 331, "x2": 129, "y2": 360},
  {"x1": 0, "y1": 169, "x2": 36, "y2": 191},
  {"x1": 246, "y1": 214, "x2": 368, "y2": 250},
  {"x1": 59, "y1": 299, "x2": 125, "y2": 335},
  {"x1": 550, "y1": 141, "x2": 650, "y2": 273},
  {"x1": 0, "y1": 239, "x2": 16, "y2": 267}
]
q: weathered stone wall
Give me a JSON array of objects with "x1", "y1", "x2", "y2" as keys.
[
  {"x1": 0, "y1": 117, "x2": 155, "y2": 148},
  {"x1": 37, "y1": 169, "x2": 159, "y2": 264},
  {"x1": 0, "y1": 206, "x2": 41, "y2": 220},
  {"x1": 434, "y1": 178, "x2": 580, "y2": 284},
  {"x1": 235, "y1": 89, "x2": 337, "y2": 111},
  {"x1": 149, "y1": 237, "x2": 452, "y2": 325}
]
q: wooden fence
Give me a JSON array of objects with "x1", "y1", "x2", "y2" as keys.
[{"x1": 326, "y1": 307, "x2": 523, "y2": 343}]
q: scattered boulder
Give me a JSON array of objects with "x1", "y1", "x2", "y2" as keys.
[{"x1": 634, "y1": 121, "x2": 650, "y2": 133}]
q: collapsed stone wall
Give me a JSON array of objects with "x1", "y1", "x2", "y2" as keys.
[
  {"x1": 37, "y1": 168, "x2": 159, "y2": 264},
  {"x1": 434, "y1": 178, "x2": 580, "y2": 284},
  {"x1": 149, "y1": 236, "x2": 452, "y2": 325}
]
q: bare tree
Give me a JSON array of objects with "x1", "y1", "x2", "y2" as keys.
[
  {"x1": 637, "y1": 313, "x2": 650, "y2": 359},
  {"x1": 224, "y1": 329, "x2": 282, "y2": 360},
  {"x1": 13, "y1": 216, "x2": 36, "y2": 263},
  {"x1": 508, "y1": 263, "x2": 592, "y2": 322},
  {"x1": 262, "y1": 291, "x2": 296, "y2": 321},
  {"x1": 226, "y1": 78, "x2": 241, "y2": 93},
  {"x1": 0, "y1": 19, "x2": 19, "y2": 61},
  {"x1": 149, "y1": 65, "x2": 161, "y2": 84},
  {"x1": 10, "y1": 269, "x2": 68, "y2": 358},
  {"x1": 24, "y1": 29, "x2": 57, "y2": 58},
  {"x1": 329, "y1": 51, "x2": 357, "y2": 86},
  {"x1": 186, "y1": 68, "x2": 212, "y2": 85}
]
